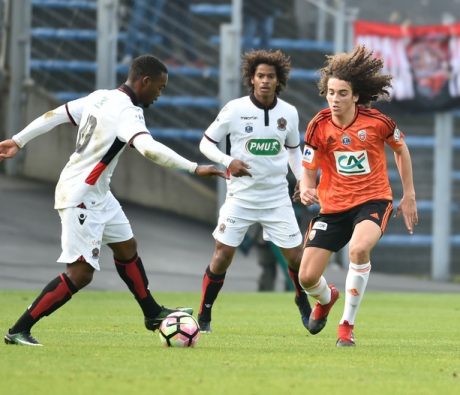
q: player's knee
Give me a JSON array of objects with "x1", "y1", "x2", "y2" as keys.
[
  {"x1": 109, "y1": 238, "x2": 138, "y2": 260},
  {"x1": 349, "y1": 244, "x2": 371, "y2": 263},
  {"x1": 66, "y1": 261, "x2": 94, "y2": 290},
  {"x1": 298, "y1": 269, "x2": 317, "y2": 289}
]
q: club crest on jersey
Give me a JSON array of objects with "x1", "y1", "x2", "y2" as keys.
[
  {"x1": 244, "y1": 123, "x2": 253, "y2": 133},
  {"x1": 357, "y1": 130, "x2": 367, "y2": 141},
  {"x1": 246, "y1": 139, "x2": 281, "y2": 155},
  {"x1": 333, "y1": 150, "x2": 371, "y2": 175},
  {"x1": 92, "y1": 248, "x2": 100, "y2": 259},
  {"x1": 277, "y1": 117, "x2": 287, "y2": 131},
  {"x1": 341, "y1": 135, "x2": 351, "y2": 145},
  {"x1": 393, "y1": 128, "x2": 401, "y2": 142},
  {"x1": 303, "y1": 146, "x2": 314, "y2": 163}
]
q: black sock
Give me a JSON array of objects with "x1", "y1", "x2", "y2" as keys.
[
  {"x1": 198, "y1": 265, "x2": 226, "y2": 321},
  {"x1": 10, "y1": 273, "x2": 77, "y2": 334},
  {"x1": 288, "y1": 267, "x2": 311, "y2": 311},
  {"x1": 288, "y1": 267, "x2": 306, "y2": 298},
  {"x1": 114, "y1": 254, "x2": 161, "y2": 318}
]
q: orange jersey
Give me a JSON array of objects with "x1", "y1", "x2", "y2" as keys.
[{"x1": 302, "y1": 107, "x2": 405, "y2": 214}]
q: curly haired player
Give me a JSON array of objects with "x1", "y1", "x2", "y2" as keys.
[
  {"x1": 197, "y1": 49, "x2": 311, "y2": 333},
  {"x1": 299, "y1": 45, "x2": 418, "y2": 346}
]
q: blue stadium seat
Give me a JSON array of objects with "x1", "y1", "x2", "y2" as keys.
[
  {"x1": 405, "y1": 135, "x2": 460, "y2": 149},
  {"x1": 32, "y1": 28, "x2": 99, "y2": 41},
  {"x1": 379, "y1": 234, "x2": 460, "y2": 247},
  {"x1": 31, "y1": 0, "x2": 96, "y2": 9},
  {"x1": 190, "y1": 3, "x2": 232, "y2": 16},
  {"x1": 53, "y1": 91, "x2": 219, "y2": 109},
  {"x1": 150, "y1": 128, "x2": 203, "y2": 140},
  {"x1": 210, "y1": 35, "x2": 334, "y2": 52}
]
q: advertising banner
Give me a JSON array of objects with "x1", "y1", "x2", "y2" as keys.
[{"x1": 354, "y1": 21, "x2": 460, "y2": 111}]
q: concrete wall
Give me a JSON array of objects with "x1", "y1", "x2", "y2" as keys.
[{"x1": 18, "y1": 87, "x2": 217, "y2": 224}]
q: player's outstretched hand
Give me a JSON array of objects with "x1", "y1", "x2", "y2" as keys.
[
  {"x1": 195, "y1": 165, "x2": 227, "y2": 179},
  {"x1": 228, "y1": 159, "x2": 252, "y2": 177},
  {"x1": 0, "y1": 139, "x2": 20, "y2": 161}
]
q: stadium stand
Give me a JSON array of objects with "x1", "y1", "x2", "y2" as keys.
[{"x1": 24, "y1": 0, "x2": 460, "y2": 276}]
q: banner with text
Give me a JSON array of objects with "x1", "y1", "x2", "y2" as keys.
[{"x1": 354, "y1": 20, "x2": 460, "y2": 111}]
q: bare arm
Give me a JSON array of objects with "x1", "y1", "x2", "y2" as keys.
[
  {"x1": 299, "y1": 168, "x2": 319, "y2": 206},
  {"x1": 393, "y1": 142, "x2": 418, "y2": 234}
]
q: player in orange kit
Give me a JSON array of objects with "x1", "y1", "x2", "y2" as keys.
[{"x1": 298, "y1": 45, "x2": 418, "y2": 346}]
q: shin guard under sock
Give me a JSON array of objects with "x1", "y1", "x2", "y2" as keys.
[
  {"x1": 10, "y1": 273, "x2": 77, "y2": 334},
  {"x1": 114, "y1": 254, "x2": 161, "y2": 317},
  {"x1": 198, "y1": 265, "x2": 226, "y2": 321}
]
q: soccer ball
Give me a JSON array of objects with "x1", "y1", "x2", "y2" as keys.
[{"x1": 158, "y1": 311, "x2": 201, "y2": 347}]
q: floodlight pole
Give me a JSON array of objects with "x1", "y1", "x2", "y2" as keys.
[
  {"x1": 431, "y1": 112, "x2": 453, "y2": 280},
  {"x1": 303, "y1": 0, "x2": 352, "y2": 54},
  {"x1": 217, "y1": 0, "x2": 242, "y2": 215},
  {"x1": 4, "y1": 0, "x2": 31, "y2": 176},
  {"x1": 96, "y1": 0, "x2": 118, "y2": 89}
]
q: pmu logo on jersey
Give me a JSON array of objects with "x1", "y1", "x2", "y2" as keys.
[
  {"x1": 246, "y1": 139, "x2": 281, "y2": 155},
  {"x1": 333, "y1": 150, "x2": 371, "y2": 175}
]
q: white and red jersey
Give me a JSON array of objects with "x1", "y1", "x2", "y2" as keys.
[
  {"x1": 53, "y1": 86, "x2": 148, "y2": 209},
  {"x1": 204, "y1": 94, "x2": 300, "y2": 209}
]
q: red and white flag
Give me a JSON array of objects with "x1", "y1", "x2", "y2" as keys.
[{"x1": 354, "y1": 20, "x2": 460, "y2": 110}]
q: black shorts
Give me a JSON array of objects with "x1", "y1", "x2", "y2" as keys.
[{"x1": 304, "y1": 200, "x2": 393, "y2": 252}]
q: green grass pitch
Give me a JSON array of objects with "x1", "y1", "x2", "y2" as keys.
[{"x1": 1, "y1": 291, "x2": 459, "y2": 395}]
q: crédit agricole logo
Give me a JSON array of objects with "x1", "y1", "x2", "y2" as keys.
[{"x1": 333, "y1": 150, "x2": 370, "y2": 175}]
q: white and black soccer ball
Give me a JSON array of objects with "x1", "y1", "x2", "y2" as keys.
[{"x1": 158, "y1": 311, "x2": 201, "y2": 347}]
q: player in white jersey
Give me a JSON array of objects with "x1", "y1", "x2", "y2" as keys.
[
  {"x1": 197, "y1": 50, "x2": 311, "y2": 333},
  {"x1": 0, "y1": 55, "x2": 225, "y2": 346}
]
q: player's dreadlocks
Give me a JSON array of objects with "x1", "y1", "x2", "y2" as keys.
[
  {"x1": 317, "y1": 45, "x2": 392, "y2": 105},
  {"x1": 242, "y1": 49, "x2": 291, "y2": 95}
]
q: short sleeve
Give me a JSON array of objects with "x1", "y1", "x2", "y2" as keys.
[
  {"x1": 302, "y1": 118, "x2": 322, "y2": 169},
  {"x1": 116, "y1": 106, "x2": 149, "y2": 143},
  {"x1": 385, "y1": 125, "x2": 406, "y2": 150},
  {"x1": 285, "y1": 106, "x2": 300, "y2": 148},
  {"x1": 66, "y1": 96, "x2": 89, "y2": 125},
  {"x1": 204, "y1": 102, "x2": 233, "y2": 142}
]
